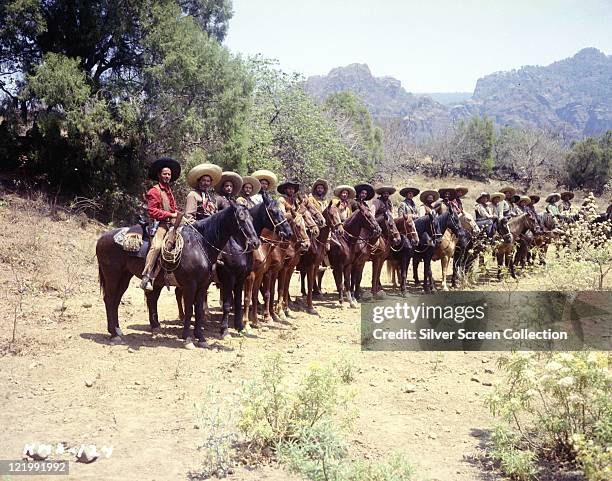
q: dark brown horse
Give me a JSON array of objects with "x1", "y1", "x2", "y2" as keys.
[
  {"x1": 96, "y1": 202, "x2": 260, "y2": 347},
  {"x1": 495, "y1": 213, "x2": 537, "y2": 279},
  {"x1": 386, "y1": 214, "x2": 420, "y2": 296},
  {"x1": 324, "y1": 201, "x2": 381, "y2": 308}
]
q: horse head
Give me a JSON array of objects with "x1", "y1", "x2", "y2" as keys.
[
  {"x1": 498, "y1": 217, "x2": 513, "y2": 244},
  {"x1": 382, "y1": 210, "x2": 402, "y2": 248},
  {"x1": 301, "y1": 193, "x2": 326, "y2": 229},
  {"x1": 357, "y1": 202, "x2": 382, "y2": 239},
  {"x1": 400, "y1": 214, "x2": 420, "y2": 245},
  {"x1": 446, "y1": 209, "x2": 470, "y2": 250},
  {"x1": 323, "y1": 200, "x2": 343, "y2": 237},
  {"x1": 290, "y1": 210, "x2": 311, "y2": 253},
  {"x1": 297, "y1": 198, "x2": 320, "y2": 238},
  {"x1": 231, "y1": 201, "x2": 261, "y2": 250},
  {"x1": 264, "y1": 199, "x2": 293, "y2": 241},
  {"x1": 460, "y1": 212, "x2": 480, "y2": 235}
]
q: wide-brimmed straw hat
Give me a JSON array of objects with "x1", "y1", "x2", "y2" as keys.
[
  {"x1": 519, "y1": 195, "x2": 532, "y2": 205},
  {"x1": 311, "y1": 178, "x2": 329, "y2": 195},
  {"x1": 560, "y1": 191, "x2": 574, "y2": 200},
  {"x1": 438, "y1": 188, "x2": 457, "y2": 200},
  {"x1": 354, "y1": 183, "x2": 375, "y2": 201},
  {"x1": 241, "y1": 175, "x2": 261, "y2": 195},
  {"x1": 490, "y1": 192, "x2": 505, "y2": 203},
  {"x1": 399, "y1": 186, "x2": 420, "y2": 197},
  {"x1": 215, "y1": 171, "x2": 243, "y2": 195},
  {"x1": 374, "y1": 184, "x2": 396, "y2": 195},
  {"x1": 455, "y1": 185, "x2": 469, "y2": 197},
  {"x1": 476, "y1": 192, "x2": 490, "y2": 203},
  {"x1": 529, "y1": 195, "x2": 541, "y2": 205},
  {"x1": 148, "y1": 157, "x2": 181, "y2": 182},
  {"x1": 419, "y1": 190, "x2": 440, "y2": 203},
  {"x1": 251, "y1": 169, "x2": 278, "y2": 191},
  {"x1": 277, "y1": 178, "x2": 301, "y2": 195},
  {"x1": 333, "y1": 185, "x2": 356, "y2": 199},
  {"x1": 500, "y1": 186, "x2": 516, "y2": 196},
  {"x1": 186, "y1": 163, "x2": 222, "y2": 189},
  {"x1": 546, "y1": 192, "x2": 561, "y2": 203}
]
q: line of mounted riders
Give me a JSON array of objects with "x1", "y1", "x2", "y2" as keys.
[{"x1": 95, "y1": 157, "x2": 612, "y2": 348}]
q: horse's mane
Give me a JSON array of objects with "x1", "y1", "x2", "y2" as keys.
[{"x1": 190, "y1": 205, "x2": 235, "y2": 247}]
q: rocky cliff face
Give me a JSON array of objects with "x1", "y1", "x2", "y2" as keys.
[{"x1": 304, "y1": 48, "x2": 612, "y2": 140}]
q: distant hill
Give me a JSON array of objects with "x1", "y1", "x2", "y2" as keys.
[
  {"x1": 304, "y1": 48, "x2": 612, "y2": 140},
  {"x1": 415, "y1": 92, "x2": 472, "y2": 105}
]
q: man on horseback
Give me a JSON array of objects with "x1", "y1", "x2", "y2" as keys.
[
  {"x1": 353, "y1": 183, "x2": 375, "y2": 209},
  {"x1": 215, "y1": 172, "x2": 243, "y2": 210},
  {"x1": 140, "y1": 157, "x2": 181, "y2": 291},
  {"x1": 500, "y1": 186, "x2": 517, "y2": 218},
  {"x1": 418, "y1": 190, "x2": 439, "y2": 216},
  {"x1": 545, "y1": 193, "x2": 562, "y2": 217},
  {"x1": 490, "y1": 191, "x2": 506, "y2": 220},
  {"x1": 433, "y1": 188, "x2": 456, "y2": 214},
  {"x1": 277, "y1": 179, "x2": 301, "y2": 216},
  {"x1": 237, "y1": 176, "x2": 261, "y2": 208},
  {"x1": 184, "y1": 163, "x2": 223, "y2": 222},
  {"x1": 250, "y1": 170, "x2": 278, "y2": 205},
  {"x1": 397, "y1": 186, "x2": 419, "y2": 216},
  {"x1": 475, "y1": 191, "x2": 497, "y2": 237},
  {"x1": 451, "y1": 186, "x2": 468, "y2": 214},
  {"x1": 371, "y1": 184, "x2": 396, "y2": 222},
  {"x1": 308, "y1": 178, "x2": 329, "y2": 213},
  {"x1": 560, "y1": 191, "x2": 574, "y2": 214},
  {"x1": 331, "y1": 185, "x2": 356, "y2": 223}
]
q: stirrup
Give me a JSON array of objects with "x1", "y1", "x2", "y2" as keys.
[{"x1": 140, "y1": 275, "x2": 153, "y2": 291}]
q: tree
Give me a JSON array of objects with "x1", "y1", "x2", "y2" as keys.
[
  {"x1": 564, "y1": 130, "x2": 611, "y2": 194},
  {"x1": 452, "y1": 116, "x2": 495, "y2": 179},
  {"x1": 376, "y1": 116, "x2": 421, "y2": 181}
]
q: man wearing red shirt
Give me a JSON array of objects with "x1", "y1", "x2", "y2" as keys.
[{"x1": 140, "y1": 157, "x2": 181, "y2": 291}]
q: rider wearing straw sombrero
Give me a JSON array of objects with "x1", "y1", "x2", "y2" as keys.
[
  {"x1": 474, "y1": 191, "x2": 496, "y2": 237},
  {"x1": 451, "y1": 185, "x2": 468, "y2": 214},
  {"x1": 371, "y1": 184, "x2": 396, "y2": 221},
  {"x1": 185, "y1": 163, "x2": 223, "y2": 222},
  {"x1": 215, "y1": 171, "x2": 243, "y2": 211},
  {"x1": 250, "y1": 169, "x2": 278, "y2": 205},
  {"x1": 277, "y1": 178, "x2": 301, "y2": 217},
  {"x1": 560, "y1": 191, "x2": 574, "y2": 213},
  {"x1": 490, "y1": 192, "x2": 506, "y2": 220},
  {"x1": 237, "y1": 175, "x2": 261, "y2": 209},
  {"x1": 545, "y1": 193, "x2": 561, "y2": 217},
  {"x1": 331, "y1": 184, "x2": 356, "y2": 222},
  {"x1": 397, "y1": 186, "x2": 419, "y2": 217},
  {"x1": 418, "y1": 190, "x2": 439, "y2": 216},
  {"x1": 140, "y1": 157, "x2": 182, "y2": 291},
  {"x1": 499, "y1": 186, "x2": 516, "y2": 218},
  {"x1": 308, "y1": 178, "x2": 329, "y2": 213}
]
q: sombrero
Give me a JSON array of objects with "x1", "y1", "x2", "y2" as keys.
[
  {"x1": 438, "y1": 188, "x2": 457, "y2": 200},
  {"x1": 215, "y1": 171, "x2": 243, "y2": 195},
  {"x1": 511, "y1": 194, "x2": 521, "y2": 204},
  {"x1": 546, "y1": 193, "x2": 561, "y2": 203},
  {"x1": 186, "y1": 163, "x2": 222, "y2": 189},
  {"x1": 311, "y1": 178, "x2": 329, "y2": 195},
  {"x1": 251, "y1": 169, "x2": 278, "y2": 191},
  {"x1": 148, "y1": 157, "x2": 181, "y2": 182},
  {"x1": 455, "y1": 185, "x2": 469, "y2": 196},
  {"x1": 399, "y1": 186, "x2": 420, "y2": 197},
  {"x1": 374, "y1": 184, "x2": 396, "y2": 195},
  {"x1": 519, "y1": 195, "x2": 532, "y2": 205},
  {"x1": 277, "y1": 178, "x2": 301, "y2": 195},
  {"x1": 560, "y1": 191, "x2": 574, "y2": 200},
  {"x1": 354, "y1": 183, "x2": 375, "y2": 201},
  {"x1": 490, "y1": 192, "x2": 505, "y2": 203},
  {"x1": 476, "y1": 192, "x2": 490, "y2": 203},
  {"x1": 500, "y1": 186, "x2": 516, "y2": 196},
  {"x1": 241, "y1": 175, "x2": 261, "y2": 195},
  {"x1": 419, "y1": 190, "x2": 440, "y2": 203},
  {"x1": 529, "y1": 195, "x2": 541, "y2": 205},
  {"x1": 333, "y1": 185, "x2": 356, "y2": 199}
]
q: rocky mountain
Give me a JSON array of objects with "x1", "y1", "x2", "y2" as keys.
[
  {"x1": 415, "y1": 92, "x2": 472, "y2": 105},
  {"x1": 304, "y1": 48, "x2": 612, "y2": 140}
]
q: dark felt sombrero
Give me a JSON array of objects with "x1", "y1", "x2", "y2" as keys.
[
  {"x1": 277, "y1": 178, "x2": 301, "y2": 195},
  {"x1": 148, "y1": 157, "x2": 181, "y2": 182},
  {"x1": 354, "y1": 183, "x2": 375, "y2": 201},
  {"x1": 529, "y1": 195, "x2": 541, "y2": 205},
  {"x1": 560, "y1": 191, "x2": 574, "y2": 200},
  {"x1": 419, "y1": 190, "x2": 440, "y2": 203},
  {"x1": 546, "y1": 192, "x2": 561, "y2": 203},
  {"x1": 399, "y1": 187, "x2": 420, "y2": 197}
]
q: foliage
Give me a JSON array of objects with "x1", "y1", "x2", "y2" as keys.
[
  {"x1": 486, "y1": 351, "x2": 611, "y2": 480},
  {"x1": 245, "y1": 58, "x2": 360, "y2": 188},
  {"x1": 453, "y1": 116, "x2": 495, "y2": 179},
  {"x1": 564, "y1": 130, "x2": 612, "y2": 194},
  {"x1": 487, "y1": 424, "x2": 537, "y2": 481},
  {"x1": 238, "y1": 354, "x2": 413, "y2": 481}
]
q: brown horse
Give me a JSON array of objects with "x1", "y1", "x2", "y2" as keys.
[
  {"x1": 243, "y1": 205, "x2": 310, "y2": 327},
  {"x1": 324, "y1": 201, "x2": 381, "y2": 308},
  {"x1": 495, "y1": 213, "x2": 537, "y2": 279},
  {"x1": 96, "y1": 202, "x2": 260, "y2": 347},
  {"x1": 386, "y1": 214, "x2": 420, "y2": 294}
]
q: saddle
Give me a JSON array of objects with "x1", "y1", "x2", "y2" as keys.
[{"x1": 113, "y1": 217, "x2": 156, "y2": 258}]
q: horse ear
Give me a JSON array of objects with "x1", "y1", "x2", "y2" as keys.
[{"x1": 262, "y1": 191, "x2": 271, "y2": 205}]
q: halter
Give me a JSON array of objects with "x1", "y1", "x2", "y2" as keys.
[
  {"x1": 264, "y1": 203, "x2": 288, "y2": 234},
  {"x1": 188, "y1": 208, "x2": 257, "y2": 257}
]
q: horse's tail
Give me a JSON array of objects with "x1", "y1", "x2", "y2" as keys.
[{"x1": 98, "y1": 263, "x2": 106, "y2": 298}]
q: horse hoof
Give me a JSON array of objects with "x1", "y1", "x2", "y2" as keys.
[
  {"x1": 349, "y1": 300, "x2": 359, "y2": 309},
  {"x1": 109, "y1": 335, "x2": 124, "y2": 345},
  {"x1": 197, "y1": 340, "x2": 208, "y2": 348},
  {"x1": 184, "y1": 338, "x2": 196, "y2": 350},
  {"x1": 313, "y1": 292, "x2": 323, "y2": 300},
  {"x1": 442, "y1": 286, "x2": 449, "y2": 292},
  {"x1": 221, "y1": 331, "x2": 231, "y2": 340},
  {"x1": 151, "y1": 326, "x2": 162, "y2": 334},
  {"x1": 306, "y1": 308, "x2": 318, "y2": 316},
  {"x1": 285, "y1": 310, "x2": 295, "y2": 319}
]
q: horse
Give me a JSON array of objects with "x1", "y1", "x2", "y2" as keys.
[
  {"x1": 416, "y1": 209, "x2": 470, "y2": 291},
  {"x1": 495, "y1": 213, "x2": 537, "y2": 279},
  {"x1": 96, "y1": 202, "x2": 260, "y2": 347},
  {"x1": 386, "y1": 214, "x2": 420, "y2": 296},
  {"x1": 215, "y1": 194, "x2": 292, "y2": 338},
  {"x1": 410, "y1": 211, "x2": 443, "y2": 293},
  {"x1": 324, "y1": 201, "x2": 381, "y2": 308},
  {"x1": 449, "y1": 213, "x2": 483, "y2": 288},
  {"x1": 243, "y1": 204, "x2": 310, "y2": 327}
]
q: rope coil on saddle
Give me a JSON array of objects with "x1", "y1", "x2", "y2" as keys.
[{"x1": 161, "y1": 231, "x2": 184, "y2": 271}]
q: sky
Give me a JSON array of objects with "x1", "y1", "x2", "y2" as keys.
[{"x1": 224, "y1": 0, "x2": 612, "y2": 93}]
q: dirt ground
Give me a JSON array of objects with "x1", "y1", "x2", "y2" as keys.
[{"x1": 0, "y1": 194, "x2": 599, "y2": 481}]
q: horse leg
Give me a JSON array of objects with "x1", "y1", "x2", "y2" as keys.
[
  {"x1": 233, "y1": 276, "x2": 245, "y2": 333},
  {"x1": 300, "y1": 268, "x2": 307, "y2": 297},
  {"x1": 181, "y1": 284, "x2": 196, "y2": 348},
  {"x1": 175, "y1": 287, "x2": 184, "y2": 321},
  {"x1": 440, "y1": 256, "x2": 449, "y2": 291},
  {"x1": 413, "y1": 256, "x2": 421, "y2": 286},
  {"x1": 332, "y1": 266, "x2": 344, "y2": 308},
  {"x1": 423, "y1": 257, "x2": 432, "y2": 293},
  {"x1": 345, "y1": 264, "x2": 357, "y2": 308},
  {"x1": 102, "y1": 269, "x2": 131, "y2": 342},
  {"x1": 399, "y1": 253, "x2": 409, "y2": 297},
  {"x1": 145, "y1": 285, "x2": 163, "y2": 331},
  {"x1": 305, "y1": 263, "x2": 317, "y2": 315},
  {"x1": 194, "y1": 287, "x2": 207, "y2": 347},
  {"x1": 243, "y1": 273, "x2": 254, "y2": 329},
  {"x1": 262, "y1": 271, "x2": 274, "y2": 322},
  {"x1": 315, "y1": 269, "x2": 324, "y2": 297},
  {"x1": 220, "y1": 278, "x2": 232, "y2": 339},
  {"x1": 273, "y1": 269, "x2": 285, "y2": 322}
]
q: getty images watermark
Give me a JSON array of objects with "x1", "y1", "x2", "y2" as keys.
[{"x1": 361, "y1": 291, "x2": 611, "y2": 351}]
